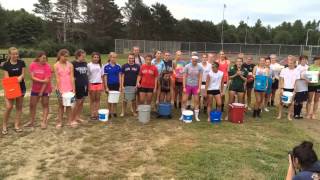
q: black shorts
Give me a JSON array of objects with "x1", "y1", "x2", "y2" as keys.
[
  {"x1": 108, "y1": 84, "x2": 120, "y2": 91},
  {"x1": 295, "y1": 91, "x2": 308, "y2": 103},
  {"x1": 254, "y1": 89, "x2": 266, "y2": 93},
  {"x1": 75, "y1": 85, "x2": 88, "y2": 99},
  {"x1": 202, "y1": 82, "x2": 206, "y2": 85},
  {"x1": 246, "y1": 81, "x2": 254, "y2": 89},
  {"x1": 139, "y1": 87, "x2": 154, "y2": 93},
  {"x1": 161, "y1": 89, "x2": 170, "y2": 93},
  {"x1": 229, "y1": 85, "x2": 245, "y2": 93},
  {"x1": 308, "y1": 85, "x2": 320, "y2": 93},
  {"x1": 207, "y1": 90, "x2": 220, "y2": 96},
  {"x1": 283, "y1": 88, "x2": 294, "y2": 92},
  {"x1": 272, "y1": 79, "x2": 279, "y2": 90}
]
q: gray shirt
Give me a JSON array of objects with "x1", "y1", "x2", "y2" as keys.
[{"x1": 184, "y1": 63, "x2": 203, "y2": 86}]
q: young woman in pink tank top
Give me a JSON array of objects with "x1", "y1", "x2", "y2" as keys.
[
  {"x1": 217, "y1": 51, "x2": 230, "y2": 112},
  {"x1": 54, "y1": 49, "x2": 76, "y2": 129}
]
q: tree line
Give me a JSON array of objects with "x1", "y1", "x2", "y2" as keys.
[{"x1": 0, "y1": 0, "x2": 319, "y2": 56}]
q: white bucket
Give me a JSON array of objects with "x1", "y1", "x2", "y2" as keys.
[
  {"x1": 98, "y1": 109, "x2": 109, "y2": 122},
  {"x1": 305, "y1": 71, "x2": 319, "y2": 83},
  {"x1": 62, "y1": 92, "x2": 75, "y2": 107},
  {"x1": 108, "y1": 91, "x2": 120, "y2": 103},
  {"x1": 138, "y1": 105, "x2": 151, "y2": 124},
  {"x1": 281, "y1": 91, "x2": 294, "y2": 104},
  {"x1": 183, "y1": 110, "x2": 193, "y2": 123}
]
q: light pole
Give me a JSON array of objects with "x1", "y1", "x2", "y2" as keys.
[
  {"x1": 221, "y1": 4, "x2": 226, "y2": 51},
  {"x1": 244, "y1": 16, "x2": 249, "y2": 45},
  {"x1": 305, "y1": 29, "x2": 314, "y2": 46}
]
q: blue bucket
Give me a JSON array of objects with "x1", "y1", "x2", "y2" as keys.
[
  {"x1": 158, "y1": 103, "x2": 172, "y2": 116},
  {"x1": 182, "y1": 110, "x2": 193, "y2": 123},
  {"x1": 254, "y1": 75, "x2": 267, "y2": 91},
  {"x1": 210, "y1": 111, "x2": 222, "y2": 123}
]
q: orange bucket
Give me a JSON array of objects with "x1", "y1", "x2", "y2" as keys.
[{"x1": 2, "y1": 77, "x2": 22, "y2": 99}]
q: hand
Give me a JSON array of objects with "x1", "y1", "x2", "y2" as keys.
[
  {"x1": 153, "y1": 88, "x2": 157, "y2": 93},
  {"x1": 196, "y1": 88, "x2": 200, "y2": 94},
  {"x1": 72, "y1": 89, "x2": 75, "y2": 94},
  {"x1": 17, "y1": 76, "x2": 22, "y2": 82},
  {"x1": 43, "y1": 78, "x2": 49, "y2": 83},
  {"x1": 136, "y1": 83, "x2": 140, "y2": 88},
  {"x1": 237, "y1": 70, "x2": 242, "y2": 76},
  {"x1": 288, "y1": 154, "x2": 293, "y2": 166},
  {"x1": 105, "y1": 88, "x2": 109, "y2": 93},
  {"x1": 183, "y1": 87, "x2": 187, "y2": 93}
]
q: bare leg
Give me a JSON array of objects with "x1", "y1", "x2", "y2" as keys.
[
  {"x1": 307, "y1": 92, "x2": 314, "y2": 119},
  {"x1": 26, "y1": 96, "x2": 40, "y2": 127},
  {"x1": 207, "y1": 95, "x2": 213, "y2": 121},
  {"x1": 312, "y1": 93, "x2": 320, "y2": 119},
  {"x1": 56, "y1": 100, "x2": 64, "y2": 128},
  {"x1": 15, "y1": 97, "x2": 24, "y2": 129},
  {"x1": 89, "y1": 91, "x2": 95, "y2": 117},
  {"x1": 277, "y1": 103, "x2": 283, "y2": 119},
  {"x1": 146, "y1": 93, "x2": 153, "y2": 105},
  {"x1": 3, "y1": 99, "x2": 14, "y2": 132},
  {"x1": 288, "y1": 103, "x2": 293, "y2": 121},
  {"x1": 41, "y1": 96, "x2": 50, "y2": 128}
]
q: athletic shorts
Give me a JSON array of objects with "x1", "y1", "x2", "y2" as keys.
[
  {"x1": 108, "y1": 84, "x2": 120, "y2": 91},
  {"x1": 246, "y1": 81, "x2": 254, "y2": 89},
  {"x1": 75, "y1": 85, "x2": 88, "y2": 99},
  {"x1": 308, "y1": 85, "x2": 320, "y2": 93},
  {"x1": 207, "y1": 90, "x2": 220, "y2": 96},
  {"x1": 295, "y1": 91, "x2": 308, "y2": 103},
  {"x1": 175, "y1": 81, "x2": 183, "y2": 94},
  {"x1": 31, "y1": 91, "x2": 49, "y2": 97},
  {"x1": 139, "y1": 87, "x2": 154, "y2": 93},
  {"x1": 272, "y1": 79, "x2": 279, "y2": 90},
  {"x1": 89, "y1": 83, "x2": 103, "y2": 91},
  {"x1": 254, "y1": 89, "x2": 266, "y2": 93},
  {"x1": 283, "y1": 88, "x2": 294, "y2": 92},
  {"x1": 161, "y1": 89, "x2": 170, "y2": 93},
  {"x1": 185, "y1": 85, "x2": 199, "y2": 96}
]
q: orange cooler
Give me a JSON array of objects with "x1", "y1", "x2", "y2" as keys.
[{"x1": 2, "y1": 77, "x2": 22, "y2": 99}]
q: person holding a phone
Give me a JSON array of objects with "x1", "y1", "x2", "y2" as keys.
[{"x1": 286, "y1": 141, "x2": 320, "y2": 180}]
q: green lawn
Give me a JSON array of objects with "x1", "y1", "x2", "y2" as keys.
[{"x1": 0, "y1": 56, "x2": 319, "y2": 179}]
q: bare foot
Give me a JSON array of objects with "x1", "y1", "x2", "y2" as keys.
[
  {"x1": 288, "y1": 115, "x2": 293, "y2": 121},
  {"x1": 77, "y1": 118, "x2": 85, "y2": 123},
  {"x1": 56, "y1": 123, "x2": 62, "y2": 129},
  {"x1": 311, "y1": 114, "x2": 317, "y2": 120},
  {"x1": 276, "y1": 115, "x2": 281, "y2": 120},
  {"x1": 306, "y1": 114, "x2": 312, "y2": 119},
  {"x1": 133, "y1": 112, "x2": 138, "y2": 117}
]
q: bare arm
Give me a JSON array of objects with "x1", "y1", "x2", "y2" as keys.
[
  {"x1": 70, "y1": 64, "x2": 75, "y2": 93},
  {"x1": 54, "y1": 64, "x2": 59, "y2": 91}
]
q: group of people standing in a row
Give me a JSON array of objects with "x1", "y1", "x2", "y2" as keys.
[{"x1": 1, "y1": 46, "x2": 320, "y2": 135}]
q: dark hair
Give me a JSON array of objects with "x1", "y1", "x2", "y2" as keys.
[
  {"x1": 153, "y1": 50, "x2": 161, "y2": 58},
  {"x1": 57, "y1": 49, "x2": 70, "y2": 62},
  {"x1": 299, "y1": 55, "x2": 308, "y2": 61},
  {"x1": 145, "y1": 54, "x2": 153, "y2": 60},
  {"x1": 34, "y1": 51, "x2": 47, "y2": 62},
  {"x1": 74, "y1": 49, "x2": 86, "y2": 59},
  {"x1": 212, "y1": 62, "x2": 219, "y2": 68},
  {"x1": 91, "y1": 52, "x2": 101, "y2": 66},
  {"x1": 293, "y1": 141, "x2": 318, "y2": 169},
  {"x1": 313, "y1": 56, "x2": 320, "y2": 62}
]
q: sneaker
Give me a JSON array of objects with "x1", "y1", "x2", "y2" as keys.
[
  {"x1": 179, "y1": 115, "x2": 184, "y2": 121},
  {"x1": 195, "y1": 117, "x2": 200, "y2": 122},
  {"x1": 247, "y1": 107, "x2": 252, "y2": 111},
  {"x1": 264, "y1": 108, "x2": 270, "y2": 112}
]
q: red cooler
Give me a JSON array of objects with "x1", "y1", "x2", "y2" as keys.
[{"x1": 228, "y1": 103, "x2": 245, "y2": 124}]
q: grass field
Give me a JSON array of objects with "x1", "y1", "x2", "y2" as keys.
[{"x1": 0, "y1": 56, "x2": 319, "y2": 179}]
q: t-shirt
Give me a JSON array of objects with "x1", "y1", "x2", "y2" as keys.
[
  {"x1": 87, "y1": 62, "x2": 103, "y2": 84},
  {"x1": 295, "y1": 64, "x2": 309, "y2": 92},
  {"x1": 121, "y1": 63, "x2": 140, "y2": 86},
  {"x1": 135, "y1": 55, "x2": 145, "y2": 65},
  {"x1": 29, "y1": 62, "x2": 52, "y2": 93},
  {"x1": 228, "y1": 66, "x2": 248, "y2": 89},
  {"x1": 293, "y1": 161, "x2": 320, "y2": 180},
  {"x1": 103, "y1": 63, "x2": 122, "y2": 85},
  {"x1": 139, "y1": 64, "x2": 158, "y2": 88},
  {"x1": 184, "y1": 63, "x2": 203, "y2": 87},
  {"x1": 308, "y1": 64, "x2": 320, "y2": 86},
  {"x1": 163, "y1": 60, "x2": 173, "y2": 72},
  {"x1": 175, "y1": 60, "x2": 187, "y2": 81},
  {"x1": 3, "y1": 60, "x2": 26, "y2": 91},
  {"x1": 151, "y1": 59, "x2": 164, "y2": 75},
  {"x1": 207, "y1": 70, "x2": 224, "y2": 90},
  {"x1": 280, "y1": 67, "x2": 300, "y2": 89},
  {"x1": 199, "y1": 63, "x2": 212, "y2": 82},
  {"x1": 242, "y1": 63, "x2": 255, "y2": 73},
  {"x1": 72, "y1": 61, "x2": 88, "y2": 87},
  {"x1": 218, "y1": 60, "x2": 230, "y2": 83}
]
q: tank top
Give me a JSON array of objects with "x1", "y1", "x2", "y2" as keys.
[
  {"x1": 218, "y1": 60, "x2": 229, "y2": 83},
  {"x1": 255, "y1": 66, "x2": 268, "y2": 76},
  {"x1": 56, "y1": 62, "x2": 73, "y2": 93}
]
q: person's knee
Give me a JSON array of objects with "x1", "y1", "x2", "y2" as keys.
[{"x1": 6, "y1": 103, "x2": 13, "y2": 111}]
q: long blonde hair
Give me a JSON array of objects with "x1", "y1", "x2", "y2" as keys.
[{"x1": 7, "y1": 47, "x2": 19, "y2": 61}]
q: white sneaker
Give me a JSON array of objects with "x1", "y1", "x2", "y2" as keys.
[
  {"x1": 247, "y1": 107, "x2": 252, "y2": 111},
  {"x1": 196, "y1": 117, "x2": 200, "y2": 122},
  {"x1": 179, "y1": 115, "x2": 184, "y2": 121},
  {"x1": 264, "y1": 108, "x2": 269, "y2": 112}
]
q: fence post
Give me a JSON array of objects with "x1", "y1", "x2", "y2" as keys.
[
  {"x1": 278, "y1": 44, "x2": 281, "y2": 57},
  {"x1": 188, "y1": 42, "x2": 191, "y2": 56},
  {"x1": 205, "y1": 42, "x2": 207, "y2": 53},
  {"x1": 300, "y1": 45, "x2": 303, "y2": 56},
  {"x1": 143, "y1": 40, "x2": 146, "y2": 53},
  {"x1": 239, "y1": 44, "x2": 242, "y2": 53},
  {"x1": 258, "y1": 44, "x2": 261, "y2": 56}
]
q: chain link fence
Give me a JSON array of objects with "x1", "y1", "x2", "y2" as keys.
[{"x1": 115, "y1": 39, "x2": 320, "y2": 59}]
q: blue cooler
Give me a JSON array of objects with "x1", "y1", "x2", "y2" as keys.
[
  {"x1": 254, "y1": 75, "x2": 267, "y2": 91},
  {"x1": 158, "y1": 103, "x2": 172, "y2": 117},
  {"x1": 210, "y1": 111, "x2": 222, "y2": 123}
]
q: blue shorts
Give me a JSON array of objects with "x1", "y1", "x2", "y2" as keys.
[{"x1": 31, "y1": 91, "x2": 49, "y2": 97}]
